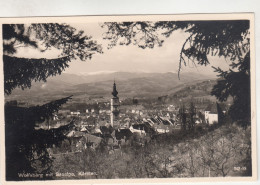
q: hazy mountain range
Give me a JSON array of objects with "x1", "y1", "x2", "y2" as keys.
[{"x1": 8, "y1": 72, "x2": 217, "y2": 101}]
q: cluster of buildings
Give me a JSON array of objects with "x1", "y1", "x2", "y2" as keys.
[{"x1": 51, "y1": 81, "x2": 227, "y2": 154}]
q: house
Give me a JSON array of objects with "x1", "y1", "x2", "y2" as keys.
[
  {"x1": 129, "y1": 123, "x2": 155, "y2": 135},
  {"x1": 151, "y1": 116, "x2": 174, "y2": 134},
  {"x1": 66, "y1": 130, "x2": 85, "y2": 138},
  {"x1": 120, "y1": 121, "x2": 130, "y2": 128},
  {"x1": 129, "y1": 124, "x2": 146, "y2": 135},
  {"x1": 80, "y1": 126, "x2": 89, "y2": 133},
  {"x1": 66, "y1": 130, "x2": 86, "y2": 148},
  {"x1": 113, "y1": 128, "x2": 133, "y2": 141},
  {"x1": 79, "y1": 133, "x2": 103, "y2": 149},
  {"x1": 99, "y1": 109, "x2": 108, "y2": 114},
  {"x1": 109, "y1": 128, "x2": 133, "y2": 149},
  {"x1": 100, "y1": 126, "x2": 112, "y2": 136},
  {"x1": 168, "y1": 105, "x2": 176, "y2": 111},
  {"x1": 158, "y1": 116, "x2": 174, "y2": 126},
  {"x1": 147, "y1": 118, "x2": 156, "y2": 126},
  {"x1": 91, "y1": 127, "x2": 102, "y2": 137},
  {"x1": 70, "y1": 111, "x2": 80, "y2": 116},
  {"x1": 154, "y1": 124, "x2": 170, "y2": 134},
  {"x1": 205, "y1": 103, "x2": 220, "y2": 124},
  {"x1": 97, "y1": 120, "x2": 110, "y2": 127},
  {"x1": 195, "y1": 118, "x2": 202, "y2": 125}
]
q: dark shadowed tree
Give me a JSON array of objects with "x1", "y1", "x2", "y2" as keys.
[
  {"x1": 5, "y1": 97, "x2": 75, "y2": 180},
  {"x1": 211, "y1": 52, "x2": 250, "y2": 127},
  {"x1": 3, "y1": 23, "x2": 102, "y2": 180},
  {"x1": 179, "y1": 104, "x2": 187, "y2": 131},
  {"x1": 132, "y1": 98, "x2": 138, "y2": 106},
  {"x1": 188, "y1": 101, "x2": 196, "y2": 130},
  {"x1": 102, "y1": 20, "x2": 251, "y2": 125}
]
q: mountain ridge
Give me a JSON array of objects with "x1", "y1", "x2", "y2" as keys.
[{"x1": 6, "y1": 72, "x2": 217, "y2": 101}]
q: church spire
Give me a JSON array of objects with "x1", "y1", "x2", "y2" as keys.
[{"x1": 112, "y1": 80, "x2": 118, "y2": 97}]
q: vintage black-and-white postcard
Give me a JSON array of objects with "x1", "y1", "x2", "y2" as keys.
[{"x1": 0, "y1": 13, "x2": 256, "y2": 184}]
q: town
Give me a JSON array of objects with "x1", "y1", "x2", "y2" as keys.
[{"x1": 39, "y1": 81, "x2": 228, "y2": 156}]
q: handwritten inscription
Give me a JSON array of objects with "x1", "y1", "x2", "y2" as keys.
[{"x1": 18, "y1": 171, "x2": 97, "y2": 179}]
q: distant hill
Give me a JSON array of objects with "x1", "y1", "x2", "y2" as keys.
[
  {"x1": 72, "y1": 72, "x2": 215, "y2": 98},
  {"x1": 165, "y1": 79, "x2": 218, "y2": 103},
  {"x1": 157, "y1": 79, "x2": 234, "y2": 110},
  {"x1": 6, "y1": 72, "x2": 216, "y2": 103},
  {"x1": 41, "y1": 71, "x2": 215, "y2": 85}
]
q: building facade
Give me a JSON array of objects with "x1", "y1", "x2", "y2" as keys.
[{"x1": 205, "y1": 103, "x2": 218, "y2": 124}]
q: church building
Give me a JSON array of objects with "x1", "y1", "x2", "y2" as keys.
[{"x1": 110, "y1": 81, "x2": 120, "y2": 127}]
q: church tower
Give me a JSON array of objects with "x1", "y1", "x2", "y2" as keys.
[{"x1": 110, "y1": 81, "x2": 120, "y2": 127}]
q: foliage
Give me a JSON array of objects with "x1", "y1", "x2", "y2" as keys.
[
  {"x1": 3, "y1": 23, "x2": 102, "y2": 180},
  {"x1": 5, "y1": 96, "x2": 74, "y2": 180},
  {"x1": 4, "y1": 55, "x2": 70, "y2": 94},
  {"x1": 51, "y1": 124, "x2": 251, "y2": 178},
  {"x1": 3, "y1": 24, "x2": 102, "y2": 95},
  {"x1": 102, "y1": 22, "x2": 164, "y2": 49},
  {"x1": 212, "y1": 52, "x2": 250, "y2": 126},
  {"x1": 103, "y1": 21, "x2": 249, "y2": 69}
]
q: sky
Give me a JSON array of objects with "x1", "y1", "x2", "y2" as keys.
[{"x1": 16, "y1": 22, "x2": 231, "y2": 77}]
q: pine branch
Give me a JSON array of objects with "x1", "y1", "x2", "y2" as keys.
[{"x1": 4, "y1": 55, "x2": 71, "y2": 95}]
